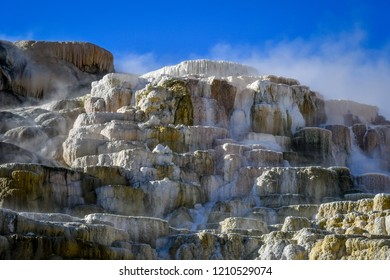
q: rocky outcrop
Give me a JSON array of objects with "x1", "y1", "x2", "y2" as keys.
[
  {"x1": 350, "y1": 125, "x2": 390, "y2": 171},
  {"x1": 85, "y1": 213, "x2": 170, "y2": 247},
  {"x1": 325, "y1": 125, "x2": 351, "y2": 166},
  {"x1": 1, "y1": 55, "x2": 390, "y2": 260},
  {"x1": 355, "y1": 174, "x2": 390, "y2": 193},
  {"x1": 292, "y1": 127, "x2": 334, "y2": 166},
  {"x1": 86, "y1": 73, "x2": 145, "y2": 113},
  {"x1": 0, "y1": 163, "x2": 100, "y2": 213},
  {"x1": 136, "y1": 77, "x2": 233, "y2": 129},
  {"x1": 14, "y1": 40, "x2": 114, "y2": 75},
  {"x1": 0, "y1": 142, "x2": 55, "y2": 166},
  {"x1": 0, "y1": 40, "x2": 114, "y2": 103},
  {"x1": 0, "y1": 97, "x2": 85, "y2": 165},
  {"x1": 325, "y1": 99, "x2": 379, "y2": 126},
  {"x1": 141, "y1": 59, "x2": 258, "y2": 79},
  {"x1": 0, "y1": 208, "x2": 155, "y2": 259},
  {"x1": 249, "y1": 80, "x2": 325, "y2": 137},
  {"x1": 253, "y1": 166, "x2": 352, "y2": 206}
]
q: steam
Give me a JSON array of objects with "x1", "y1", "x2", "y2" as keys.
[
  {"x1": 114, "y1": 29, "x2": 390, "y2": 120},
  {"x1": 0, "y1": 32, "x2": 34, "y2": 42},
  {"x1": 115, "y1": 52, "x2": 161, "y2": 75},
  {"x1": 207, "y1": 29, "x2": 390, "y2": 119},
  {"x1": 348, "y1": 142, "x2": 385, "y2": 175}
]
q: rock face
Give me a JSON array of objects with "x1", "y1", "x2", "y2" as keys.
[
  {"x1": 325, "y1": 99, "x2": 379, "y2": 126},
  {"x1": 141, "y1": 59, "x2": 258, "y2": 79},
  {"x1": 1, "y1": 50, "x2": 390, "y2": 260},
  {"x1": 14, "y1": 40, "x2": 114, "y2": 75},
  {"x1": 292, "y1": 127, "x2": 334, "y2": 166},
  {"x1": 0, "y1": 40, "x2": 114, "y2": 104}
]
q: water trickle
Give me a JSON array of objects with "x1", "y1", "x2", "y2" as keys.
[
  {"x1": 348, "y1": 126, "x2": 388, "y2": 175},
  {"x1": 189, "y1": 202, "x2": 214, "y2": 231}
]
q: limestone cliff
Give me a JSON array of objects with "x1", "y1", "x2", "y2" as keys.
[
  {"x1": 14, "y1": 40, "x2": 114, "y2": 75},
  {"x1": 1, "y1": 50, "x2": 390, "y2": 260},
  {"x1": 325, "y1": 99, "x2": 379, "y2": 126},
  {"x1": 141, "y1": 59, "x2": 258, "y2": 79},
  {"x1": 0, "y1": 40, "x2": 114, "y2": 103}
]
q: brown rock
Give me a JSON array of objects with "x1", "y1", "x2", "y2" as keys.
[
  {"x1": 0, "y1": 40, "x2": 114, "y2": 101},
  {"x1": 292, "y1": 127, "x2": 334, "y2": 166},
  {"x1": 325, "y1": 125, "x2": 351, "y2": 166},
  {"x1": 210, "y1": 78, "x2": 237, "y2": 117},
  {"x1": 14, "y1": 40, "x2": 114, "y2": 74}
]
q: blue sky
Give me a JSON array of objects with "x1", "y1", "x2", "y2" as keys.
[{"x1": 2, "y1": 0, "x2": 390, "y2": 117}]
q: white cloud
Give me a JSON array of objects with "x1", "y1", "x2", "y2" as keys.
[
  {"x1": 114, "y1": 52, "x2": 162, "y2": 75},
  {"x1": 0, "y1": 32, "x2": 34, "y2": 42},
  {"x1": 208, "y1": 30, "x2": 390, "y2": 119}
]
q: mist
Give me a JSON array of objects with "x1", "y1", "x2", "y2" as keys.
[
  {"x1": 116, "y1": 29, "x2": 390, "y2": 119},
  {"x1": 115, "y1": 52, "x2": 162, "y2": 75},
  {"x1": 0, "y1": 32, "x2": 34, "y2": 42},
  {"x1": 208, "y1": 30, "x2": 390, "y2": 120}
]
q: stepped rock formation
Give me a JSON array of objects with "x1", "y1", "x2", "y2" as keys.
[
  {"x1": 141, "y1": 59, "x2": 258, "y2": 79},
  {"x1": 1, "y1": 46, "x2": 390, "y2": 259}
]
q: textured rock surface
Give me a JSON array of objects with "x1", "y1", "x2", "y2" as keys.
[
  {"x1": 0, "y1": 40, "x2": 114, "y2": 103},
  {"x1": 292, "y1": 127, "x2": 334, "y2": 166},
  {"x1": 141, "y1": 60, "x2": 258, "y2": 79},
  {"x1": 1, "y1": 51, "x2": 390, "y2": 259}
]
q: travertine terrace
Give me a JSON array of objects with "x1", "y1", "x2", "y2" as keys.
[{"x1": 1, "y1": 41, "x2": 390, "y2": 259}]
